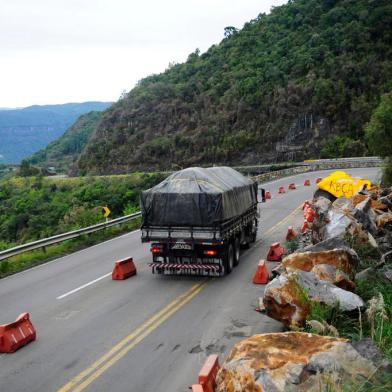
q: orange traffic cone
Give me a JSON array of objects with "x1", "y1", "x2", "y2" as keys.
[
  {"x1": 304, "y1": 208, "x2": 316, "y2": 222},
  {"x1": 278, "y1": 186, "x2": 286, "y2": 194},
  {"x1": 286, "y1": 226, "x2": 297, "y2": 241},
  {"x1": 266, "y1": 242, "x2": 285, "y2": 261},
  {"x1": 288, "y1": 183, "x2": 296, "y2": 190},
  {"x1": 265, "y1": 191, "x2": 271, "y2": 200},
  {"x1": 301, "y1": 221, "x2": 309, "y2": 233},
  {"x1": 253, "y1": 260, "x2": 269, "y2": 284},
  {"x1": 316, "y1": 177, "x2": 322, "y2": 184},
  {"x1": 304, "y1": 179, "x2": 311, "y2": 186},
  {"x1": 302, "y1": 200, "x2": 311, "y2": 210}
]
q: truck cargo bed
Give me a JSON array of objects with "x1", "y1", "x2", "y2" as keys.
[{"x1": 140, "y1": 166, "x2": 261, "y2": 277}]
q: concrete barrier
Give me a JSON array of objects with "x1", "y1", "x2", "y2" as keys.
[{"x1": 253, "y1": 158, "x2": 382, "y2": 184}]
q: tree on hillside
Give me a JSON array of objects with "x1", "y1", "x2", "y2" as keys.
[
  {"x1": 74, "y1": 0, "x2": 392, "y2": 174},
  {"x1": 365, "y1": 92, "x2": 392, "y2": 185},
  {"x1": 18, "y1": 160, "x2": 40, "y2": 177},
  {"x1": 224, "y1": 26, "x2": 238, "y2": 37},
  {"x1": 365, "y1": 92, "x2": 392, "y2": 157}
]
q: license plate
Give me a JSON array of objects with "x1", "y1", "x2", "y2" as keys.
[{"x1": 171, "y1": 242, "x2": 192, "y2": 250}]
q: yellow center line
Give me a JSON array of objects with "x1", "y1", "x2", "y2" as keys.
[
  {"x1": 264, "y1": 203, "x2": 303, "y2": 236},
  {"x1": 72, "y1": 282, "x2": 208, "y2": 392},
  {"x1": 57, "y1": 281, "x2": 207, "y2": 392}
]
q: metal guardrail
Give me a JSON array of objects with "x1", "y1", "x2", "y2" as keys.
[
  {"x1": 0, "y1": 157, "x2": 383, "y2": 263},
  {"x1": 235, "y1": 157, "x2": 383, "y2": 173},
  {"x1": 305, "y1": 156, "x2": 383, "y2": 165},
  {"x1": 252, "y1": 157, "x2": 383, "y2": 184},
  {"x1": 0, "y1": 212, "x2": 141, "y2": 262}
]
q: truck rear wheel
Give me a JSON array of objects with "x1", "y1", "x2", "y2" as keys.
[
  {"x1": 250, "y1": 219, "x2": 257, "y2": 243},
  {"x1": 225, "y1": 243, "x2": 234, "y2": 275},
  {"x1": 234, "y1": 237, "x2": 240, "y2": 267},
  {"x1": 250, "y1": 228, "x2": 257, "y2": 244}
]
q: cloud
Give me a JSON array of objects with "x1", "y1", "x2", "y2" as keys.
[{"x1": 0, "y1": 0, "x2": 287, "y2": 106}]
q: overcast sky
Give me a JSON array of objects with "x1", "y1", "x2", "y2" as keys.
[{"x1": 0, "y1": 0, "x2": 287, "y2": 108}]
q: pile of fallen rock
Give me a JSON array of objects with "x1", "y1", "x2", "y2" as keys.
[
  {"x1": 310, "y1": 184, "x2": 392, "y2": 281},
  {"x1": 216, "y1": 332, "x2": 378, "y2": 392},
  {"x1": 213, "y1": 184, "x2": 392, "y2": 391}
]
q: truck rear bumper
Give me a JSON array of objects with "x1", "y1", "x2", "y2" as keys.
[{"x1": 148, "y1": 262, "x2": 221, "y2": 276}]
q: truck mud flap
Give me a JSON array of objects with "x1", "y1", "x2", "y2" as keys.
[{"x1": 148, "y1": 263, "x2": 221, "y2": 276}]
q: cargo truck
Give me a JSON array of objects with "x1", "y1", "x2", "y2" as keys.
[{"x1": 141, "y1": 167, "x2": 264, "y2": 276}]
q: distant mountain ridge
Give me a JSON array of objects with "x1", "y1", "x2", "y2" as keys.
[
  {"x1": 28, "y1": 111, "x2": 103, "y2": 172},
  {"x1": 0, "y1": 102, "x2": 112, "y2": 163}
]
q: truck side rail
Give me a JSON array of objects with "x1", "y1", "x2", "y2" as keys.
[{"x1": 141, "y1": 205, "x2": 257, "y2": 243}]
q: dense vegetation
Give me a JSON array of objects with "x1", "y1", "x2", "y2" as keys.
[
  {"x1": 0, "y1": 164, "x2": 14, "y2": 179},
  {"x1": 0, "y1": 102, "x2": 111, "y2": 163},
  {"x1": 74, "y1": 0, "x2": 392, "y2": 174},
  {"x1": 29, "y1": 111, "x2": 103, "y2": 172},
  {"x1": 365, "y1": 92, "x2": 392, "y2": 185},
  {"x1": 0, "y1": 173, "x2": 164, "y2": 249}
]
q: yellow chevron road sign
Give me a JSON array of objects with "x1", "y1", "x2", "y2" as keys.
[{"x1": 102, "y1": 206, "x2": 111, "y2": 218}]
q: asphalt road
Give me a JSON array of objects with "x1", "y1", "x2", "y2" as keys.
[{"x1": 0, "y1": 167, "x2": 380, "y2": 392}]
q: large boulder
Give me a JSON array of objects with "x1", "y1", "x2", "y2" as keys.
[
  {"x1": 319, "y1": 208, "x2": 352, "y2": 239},
  {"x1": 376, "y1": 212, "x2": 392, "y2": 229},
  {"x1": 352, "y1": 193, "x2": 388, "y2": 210},
  {"x1": 379, "y1": 196, "x2": 392, "y2": 210},
  {"x1": 282, "y1": 249, "x2": 359, "y2": 277},
  {"x1": 353, "y1": 197, "x2": 378, "y2": 236},
  {"x1": 216, "y1": 332, "x2": 376, "y2": 392},
  {"x1": 312, "y1": 197, "x2": 331, "y2": 216},
  {"x1": 319, "y1": 206, "x2": 370, "y2": 243},
  {"x1": 310, "y1": 264, "x2": 355, "y2": 291},
  {"x1": 263, "y1": 271, "x2": 364, "y2": 327},
  {"x1": 314, "y1": 196, "x2": 372, "y2": 244},
  {"x1": 263, "y1": 273, "x2": 310, "y2": 327},
  {"x1": 376, "y1": 231, "x2": 392, "y2": 253},
  {"x1": 303, "y1": 236, "x2": 350, "y2": 252},
  {"x1": 352, "y1": 338, "x2": 392, "y2": 372}
]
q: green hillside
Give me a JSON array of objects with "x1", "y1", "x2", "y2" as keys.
[
  {"x1": 74, "y1": 0, "x2": 392, "y2": 175},
  {"x1": 0, "y1": 173, "x2": 164, "y2": 247},
  {"x1": 29, "y1": 111, "x2": 103, "y2": 172}
]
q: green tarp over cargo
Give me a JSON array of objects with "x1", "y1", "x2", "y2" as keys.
[{"x1": 141, "y1": 167, "x2": 258, "y2": 227}]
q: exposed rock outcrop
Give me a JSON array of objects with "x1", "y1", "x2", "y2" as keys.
[
  {"x1": 282, "y1": 249, "x2": 358, "y2": 277},
  {"x1": 216, "y1": 332, "x2": 376, "y2": 392},
  {"x1": 303, "y1": 236, "x2": 350, "y2": 252},
  {"x1": 310, "y1": 264, "x2": 355, "y2": 291},
  {"x1": 263, "y1": 271, "x2": 364, "y2": 327}
]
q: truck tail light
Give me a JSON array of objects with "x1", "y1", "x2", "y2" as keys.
[
  {"x1": 151, "y1": 246, "x2": 162, "y2": 254},
  {"x1": 204, "y1": 249, "x2": 217, "y2": 256}
]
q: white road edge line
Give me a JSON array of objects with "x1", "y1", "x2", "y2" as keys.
[{"x1": 57, "y1": 272, "x2": 112, "y2": 300}]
